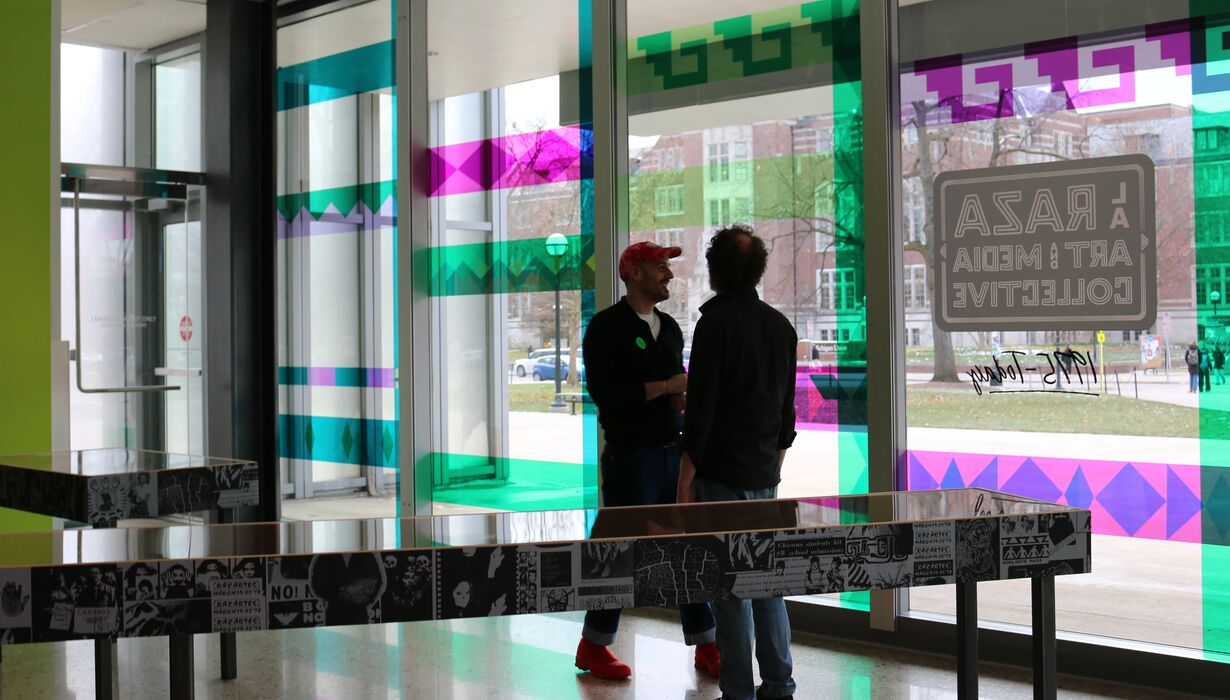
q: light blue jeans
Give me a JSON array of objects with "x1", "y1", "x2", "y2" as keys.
[{"x1": 692, "y1": 476, "x2": 796, "y2": 700}]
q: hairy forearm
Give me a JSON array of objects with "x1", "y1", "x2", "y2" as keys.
[{"x1": 644, "y1": 380, "x2": 669, "y2": 401}]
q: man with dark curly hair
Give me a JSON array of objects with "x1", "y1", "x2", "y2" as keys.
[{"x1": 678, "y1": 225, "x2": 798, "y2": 700}]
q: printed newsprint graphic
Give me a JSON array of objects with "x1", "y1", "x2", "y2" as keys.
[
  {"x1": 122, "y1": 559, "x2": 211, "y2": 636},
  {"x1": 31, "y1": 564, "x2": 120, "y2": 641},
  {"x1": 634, "y1": 535, "x2": 729, "y2": 607},
  {"x1": 955, "y1": 519, "x2": 1000, "y2": 582},
  {"x1": 728, "y1": 530, "x2": 819, "y2": 598},
  {"x1": 266, "y1": 554, "x2": 388, "y2": 629},
  {"x1": 0, "y1": 568, "x2": 33, "y2": 644},
  {"x1": 436, "y1": 547, "x2": 517, "y2": 619},
  {"x1": 214, "y1": 463, "x2": 260, "y2": 508},
  {"x1": 577, "y1": 541, "x2": 633, "y2": 611},
  {"x1": 1001, "y1": 512, "x2": 1090, "y2": 578},
  {"x1": 912, "y1": 521, "x2": 956, "y2": 585},
  {"x1": 157, "y1": 470, "x2": 215, "y2": 515},
  {"x1": 934, "y1": 154, "x2": 1156, "y2": 331},
  {"x1": 209, "y1": 558, "x2": 267, "y2": 633},
  {"x1": 379, "y1": 552, "x2": 434, "y2": 623}
]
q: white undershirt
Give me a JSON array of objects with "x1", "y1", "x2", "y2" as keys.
[{"x1": 637, "y1": 310, "x2": 660, "y2": 340}]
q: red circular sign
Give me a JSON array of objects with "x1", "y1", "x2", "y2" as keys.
[{"x1": 179, "y1": 315, "x2": 193, "y2": 342}]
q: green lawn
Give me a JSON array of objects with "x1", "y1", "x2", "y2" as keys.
[
  {"x1": 509, "y1": 382, "x2": 584, "y2": 412},
  {"x1": 510, "y1": 378, "x2": 1230, "y2": 438},
  {"x1": 906, "y1": 383, "x2": 1230, "y2": 438}
]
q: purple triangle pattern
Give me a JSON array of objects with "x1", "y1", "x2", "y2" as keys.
[
  {"x1": 940, "y1": 460, "x2": 965, "y2": 489},
  {"x1": 909, "y1": 453, "x2": 939, "y2": 491},
  {"x1": 1000, "y1": 458, "x2": 1062, "y2": 503},
  {"x1": 1096, "y1": 464, "x2": 1164, "y2": 537},
  {"x1": 1064, "y1": 467, "x2": 1094, "y2": 509},
  {"x1": 1166, "y1": 467, "x2": 1201, "y2": 538},
  {"x1": 969, "y1": 458, "x2": 998, "y2": 490}
]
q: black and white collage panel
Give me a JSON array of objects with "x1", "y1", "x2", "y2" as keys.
[
  {"x1": 82, "y1": 463, "x2": 261, "y2": 526},
  {"x1": 0, "y1": 511, "x2": 1090, "y2": 645}
]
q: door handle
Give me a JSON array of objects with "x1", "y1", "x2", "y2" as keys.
[{"x1": 154, "y1": 368, "x2": 203, "y2": 377}]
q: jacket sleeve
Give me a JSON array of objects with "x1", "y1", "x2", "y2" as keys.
[
  {"x1": 583, "y1": 315, "x2": 646, "y2": 410},
  {"x1": 778, "y1": 325, "x2": 798, "y2": 450},
  {"x1": 682, "y1": 316, "x2": 722, "y2": 468}
]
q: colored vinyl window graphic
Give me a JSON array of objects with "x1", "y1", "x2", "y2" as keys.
[{"x1": 899, "y1": 3, "x2": 1230, "y2": 658}]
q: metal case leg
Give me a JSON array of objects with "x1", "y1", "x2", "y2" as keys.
[
  {"x1": 1032, "y1": 575, "x2": 1057, "y2": 700},
  {"x1": 169, "y1": 634, "x2": 194, "y2": 699},
  {"x1": 956, "y1": 581, "x2": 978, "y2": 699},
  {"x1": 94, "y1": 638, "x2": 114, "y2": 700}
]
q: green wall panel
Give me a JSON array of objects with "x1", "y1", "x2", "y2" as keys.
[{"x1": 0, "y1": 2, "x2": 53, "y2": 538}]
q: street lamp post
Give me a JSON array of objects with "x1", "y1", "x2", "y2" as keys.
[{"x1": 546, "y1": 233, "x2": 569, "y2": 410}]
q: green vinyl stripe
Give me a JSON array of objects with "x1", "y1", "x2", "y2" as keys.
[
  {"x1": 1193, "y1": 1, "x2": 1230, "y2": 657},
  {"x1": 278, "y1": 180, "x2": 396, "y2": 221},
  {"x1": 0, "y1": 1, "x2": 53, "y2": 542},
  {"x1": 425, "y1": 234, "x2": 595, "y2": 297},
  {"x1": 628, "y1": 2, "x2": 858, "y2": 96},
  {"x1": 278, "y1": 40, "x2": 393, "y2": 112},
  {"x1": 821, "y1": 0, "x2": 868, "y2": 611},
  {"x1": 430, "y1": 453, "x2": 596, "y2": 513},
  {"x1": 274, "y1": 4, "x2": 856, "y2": 114},
  {"x1": 630, "y1": 151, "x2": 836, "y2": 230},
  {"x1": 279, "y1": 414, "x2": 398, "y2": 468}
]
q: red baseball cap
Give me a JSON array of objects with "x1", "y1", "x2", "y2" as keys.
[{"x1": 618, "y1": 241, "x2": 682, "y2": 280}]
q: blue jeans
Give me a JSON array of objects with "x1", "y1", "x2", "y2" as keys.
[
  {"x1": 1191, "y1": 369, "x2": 1199, "y2": 392},
  {"x1": 693, "y1": 476, "x2": 795, "y2": 700},
  {"x1": 582, "y1": 445, "x2": 716, "y2": 646}
]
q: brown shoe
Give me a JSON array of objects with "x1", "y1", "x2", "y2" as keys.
[
  {"x1": 575, "y1": 638, "x2": 632, "y2": 679},
  {"x1": 693, "y1": 641, "x2": 720, "y2": 677}
]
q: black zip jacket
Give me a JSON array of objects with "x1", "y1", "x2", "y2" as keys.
[
  {"x1": 683, "y1": 289, "x2": 798, "y2": 490},
  {"x1": 583, "y1": 298, "x2": 684, "y2": 448}
]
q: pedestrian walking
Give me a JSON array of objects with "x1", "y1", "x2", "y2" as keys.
[{"x1": 1187, "y1": 341, "x2": 1200, "y2": 394}]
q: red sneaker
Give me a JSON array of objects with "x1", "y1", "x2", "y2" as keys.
[
  {"x1": 575, "y1": 638, "x2": 632, "y2": 679},
  {"x1": 694, "y1": 642, "x2": 720, "y2": 677}
]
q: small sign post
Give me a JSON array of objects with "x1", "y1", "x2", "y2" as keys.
[{"x1": 1096, "y1": 330, "x2": 1106, "y2": 394}]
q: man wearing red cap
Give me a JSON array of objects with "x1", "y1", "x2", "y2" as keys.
[{"x1": 573, "y1": 241, "x2": 720, "y2": 680}]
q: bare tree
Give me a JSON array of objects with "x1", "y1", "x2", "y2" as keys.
[{"x1": 903, "y1": 92, "x2": 1078, "y2": 381}]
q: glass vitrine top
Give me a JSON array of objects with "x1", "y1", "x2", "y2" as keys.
[
  {"x1": 0, "y1": 449, "x2": 253, "y2": 476},
  {"x1": 0, "y1": 489, "x2": 1081, "y2": 568}
]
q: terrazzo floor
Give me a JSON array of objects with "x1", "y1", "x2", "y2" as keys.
[{"x1": 0, "y1": 609, "x2": 1207, "y2": 699}]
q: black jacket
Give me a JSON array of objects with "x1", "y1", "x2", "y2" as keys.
[
  {"x1": 583, "y1": 298, "x2": 684, "y2": 448},
  {"x1": 683, "y1": 289, "x2": 797, "y2": 490}
]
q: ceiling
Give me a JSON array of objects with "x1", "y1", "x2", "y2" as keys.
[
  {"x1": 62, "y1": 0, "x2": 207, "y2": 52},
  {"x1": 60, "y1": 0, "x2": 931, "y2": 93}
]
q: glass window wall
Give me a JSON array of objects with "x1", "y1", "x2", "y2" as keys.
[
  {"x1": 276, "y1": 0, "x2": 397, "y2": 515},
  {"x1": 898, "y1": 0, "x2": 1230, "y2": 659},
  {"x1": 626, "y1": 0, "x2": 868, "y2": 607}
]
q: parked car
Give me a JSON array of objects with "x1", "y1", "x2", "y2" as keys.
[
  {"x1": 531, "y1": 358, "x2": 585, "y2": 382},
  {"x1": 512, "y1": 348, "x2": 568, "y2": 377}
]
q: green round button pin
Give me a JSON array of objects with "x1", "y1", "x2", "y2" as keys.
[{"x1": 635, "y1": 337, "x2": 647, "y2": 350}]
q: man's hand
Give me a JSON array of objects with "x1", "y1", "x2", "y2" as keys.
[
  {"x1": 667, "y1": 393, "x2": 686, "y2": 413},
  {"x1": 665, "y1": 373, "x2": 688, "y2": 395},
  {"x1": 676, "y1": 452, "x2": 696, "y2": 504}
]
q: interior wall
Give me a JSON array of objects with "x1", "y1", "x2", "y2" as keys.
[{"x1": 0, "y1": 2, "x2": 54, "y2": 544}]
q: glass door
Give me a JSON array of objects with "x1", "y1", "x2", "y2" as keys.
[
  {"x1": 64, "y1": 165, "x2": 206, "y2": 456},
  {"x1": 160, "y1": 185, "x2": 205, "y2": 454}
]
